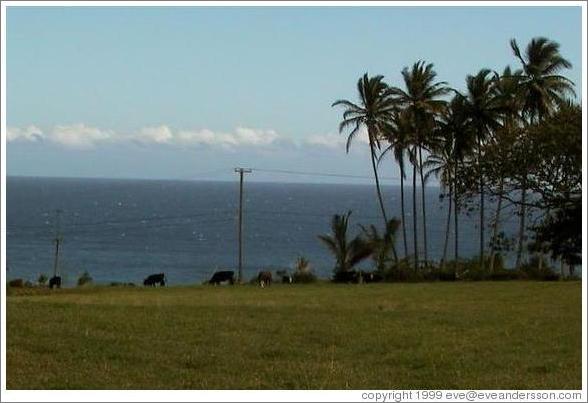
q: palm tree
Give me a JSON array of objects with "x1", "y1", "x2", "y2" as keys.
[
  {"x1": 379, "y1": 110, "x2": 413, "y2": 258},
  {"x1": 332, "y1": 74, "x2": 397, "y2": 226},
  {"x1": 463, "y1": 69, "x2": 503, "y2": 271},
  {"x1": 318, "y1": 211, "x2": 373, "y2": 276},
  {"x1": 424, "y1": 131, "x2": 454, "y2": 269},
  {"x1": 488, "y1": 66, "x2": 523, "y2": 272},
  {"x1": 510, "y1": 37, "x2": 574, "y2": 269},
  {"x1": 438, "y1": 95, "x2": 475, "y2": 265},
  {"x1": 389, "y1": 61, "x2": 449, "y2": 268},
  {"x1": 360, "y1": 218, "x2": 401, "y2": 272}
]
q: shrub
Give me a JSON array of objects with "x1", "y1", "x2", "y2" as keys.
[
  {"x1": 293, "y1": 271, "x2": 317, "y2": 283},
  {"x1": 293, "y1": 256, "x2": 317, "y2": 283},
  {"x1": 520, "y1": 256, "x2": 560, "y2": 281},
  {"x1": 77, "y1": 271, "x2": 93, "y2": 286},
  {"x1": 382, "y1": 258, "x2": 423, "y2": 282},
  {"x1": 37, "y1": 274, "x2": 48, "y2": 286},
  {"x1": 489, "y1": 269, "x2": 521, "y2": 281},
  {"x1": 8, "y1": 279, "x2": 24, "y2": 288}
]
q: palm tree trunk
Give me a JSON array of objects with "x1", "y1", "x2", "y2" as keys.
[
  {"x1": 369, "y1": 143, "x2": 398, "y2": 263},
  {"x1": 400, "y1": 168, "x2": 408, "y2": 258},
  {"x1": 489, "y1": 176, "x2": 504, "y2": 273},
  {"x1": 516, "y1": 119, "x2": 531, "y2": 270},
  {"x1": 515, "y1": 184, "x2": 527, "y2": 270},
  {"x1": 370, "y1": 146, "x2": 388, "y2": 224},
  {"x1": 418, "y1": 146, "x2": 429, "y2": 266},
  {"x1": 454, "y1": 157, "x2": 459, "y2": 264},
  {"x1": 412, "y1": 163, "x2": 419, "y2": 271},
  {"x1": 441, "y1": 183, "x2": 452, "y2": 270},
  {"x1": 478, "y1": 138, "x2": 485, "y2": 271}
]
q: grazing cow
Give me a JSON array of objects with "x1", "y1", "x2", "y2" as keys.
[
  {"x1": 143, "y1": 273, "x2": 166, "y2": 287},
  {"x1": 209, "y1": 270, "x2": 235, "y2": 285},
  {"x1": 276, "y1": 270, "x2": 292, "y2": 284},
  {"x1": 49, "y1": 276, "x2": 62, "y2": 289},
  {"x1": 257, "y1": 271, "x2": 272, "y2": 288},
  {"x1": 333, "y1": 270, "x2": 359, "y2": 283},
  {"x1": 361, "y1": 271, "x2": 384, "y2": 283}
]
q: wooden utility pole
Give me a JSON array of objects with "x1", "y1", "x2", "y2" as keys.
[
  {"x1": 234, "y1": 168, "x2": 251, "y2": 283},
  {"x1": 52, "y1": 209, "x2": 62, "y2": 278}
]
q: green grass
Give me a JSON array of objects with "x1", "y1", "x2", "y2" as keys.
[{"x1": 7, "y1": 282, "x2": 582, "y2": 389}]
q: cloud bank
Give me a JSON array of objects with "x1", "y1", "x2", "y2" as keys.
[{"x1": 7, "y1": 123, "x2": 369, "y2": 152}]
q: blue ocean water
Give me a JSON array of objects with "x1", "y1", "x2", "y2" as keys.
[{"x1": 6, "y1": 177, "x2": 519, "y2": 285}]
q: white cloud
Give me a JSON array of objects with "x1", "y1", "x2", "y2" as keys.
[
  {"x1": 133, "y1": 125, "x2": 174, "y2": 144},
  {"x1": 175, "y1": 127, "x2": 280, "y2": 148},
  {"x1": 305, "y1": 133, "x2": 346, "y2": 149},
  {"x1": 7, "y1": 125, "x2": 45, "y2": 142},
  {"x1": 7, "y1": 123, "x2": 368, "y2": 154},
  {"x1": 51, "y1": 124, "x2": 113, "y2": 149},
  {"x1": 305, "y1": 127, "x2": 369, "y2": 151}
]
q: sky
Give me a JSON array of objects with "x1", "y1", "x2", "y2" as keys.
[{"x1": 5, "y1": 5, "x2": 583, "y2": 184}]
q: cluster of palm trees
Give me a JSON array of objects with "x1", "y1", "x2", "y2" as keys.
[{"x1": 332, "y1": 37, "x2": 575, "y2": 272}]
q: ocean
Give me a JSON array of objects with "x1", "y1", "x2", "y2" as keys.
[{"x1": 6, "y1": 176, "x2": 520, "y2": 285}]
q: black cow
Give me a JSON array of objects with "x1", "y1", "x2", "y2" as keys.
[
  {"x1": 49, "y1": 276, "x2": 62, "y2": 289},
  {"x1": 143, "y1": 273, "x2": 166, "y2": 287},
  {"x1": 361, "y1": 271, "x2": 384, "y2": 283},
  {"x1": 333, "y1": 270, "x2": 359, "y2": 283},
  {"x1": 209, "y1": 270, "x2": 235, "y2": 285},
  {"x1": 257, "y1": 271, "x2": 272, "y2": 287},
  {"x1": 276, "y1": 270, "x2": 292, "y2": 284}
]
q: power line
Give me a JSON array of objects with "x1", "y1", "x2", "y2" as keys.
[{"x1": 251, "y1": 167, "x2": 400, "y2": 181}]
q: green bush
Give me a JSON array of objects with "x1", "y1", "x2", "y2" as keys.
[
  {"x1": 382, "y1": 258, "x2": 423, "y2": 282},
  {"x1": 293, "y1": 256, "x2": 317, "y2": 283},
  {"x1": 520, "y1": 257, "x2": 560, "y2": 281},
  {"x1": 8, "y1": 279, "x2": 25, "y2": 288},
  {"x1": 489, "y1": 269, "x2": 521, "y2": 281},
  {"x1": 77, "y1": 271, "x2": 93, "y2": 286},
  {"x1": 293, "y1": 271, "x2": 317, "y2": 283},
  {"x1": 37, "y1": 274, "x2": 48, "y2": 286}
]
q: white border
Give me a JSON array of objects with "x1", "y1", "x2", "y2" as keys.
[{"x1": 1, "y1": 1, "x2": 586, "y2": 402}]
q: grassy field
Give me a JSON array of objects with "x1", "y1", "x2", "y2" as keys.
[{"x1": 6, "y1": 281, "x2": 582, "y2": 389}]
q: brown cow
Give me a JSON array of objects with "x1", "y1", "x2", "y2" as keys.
[{"x1": 257, "y1": 271, "x2": 272, "y2": 288}]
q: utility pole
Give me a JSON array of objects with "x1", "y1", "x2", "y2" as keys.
[
  {"x1": 234, "y1": 168, "x2": 252, "y2": 283},
  {"x1": 52, "y1": 209, "x2": 63, "y2": 278}
]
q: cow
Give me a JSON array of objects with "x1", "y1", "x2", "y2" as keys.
[
  {"x1": 276, "y1": 269, "x2": 292, "y2": 284},
  {"x1": 49, "y1": 276, "x2": 62, "y2": 289},
  {"x1": 257, "y1": 271, "x2": 272, "y2": 288},
  {"x1": 209, "y1": 270, "x2": 235, "y2": 285},
  {"x1": 361, "y1": 271, "x2": 384, "y2": 283},
  {"x1": 333, "y1": 270, "x2": 359, "y2": 283},
  {"x1": 143, "y1": 273, "x2": 166, "y2": 287}
]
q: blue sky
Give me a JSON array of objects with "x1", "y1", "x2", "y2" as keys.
[{"x1": 6, "y1": 6, "x2": 583, "y2": 183}]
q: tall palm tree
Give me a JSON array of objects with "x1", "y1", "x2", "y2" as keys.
[
  {"x1": 389, "y1": 61, "x2": 449, "y2": 268},
  {"x1": 379, "y1": 110, "x2": 413, "y2": 258},
  {"x1": 360, "y1": 218, "x2": 401, "y2": 272},
  {"x1": 463, "y1": 69, "x2": 503, "y2": 271},
  {"x1": 439, "y1": 94, "x2": 475, "y2": 265},
  {"x1": 424, "y1": 131, "x2": 454, "y2": 269},
  {"x1": 510, "y1": 37, "x2": 574, "y2": 269},
  {"x1": 318, "y1": 211, "x2": 373, "y2": 276},
  {"x1": 332, "y1": 74, "x2": 397, "y2": 226},
  {"x1": 488, "y1": 66, "x2": 523, "y2": 272}
]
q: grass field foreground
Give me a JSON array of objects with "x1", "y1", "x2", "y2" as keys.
[{"x1": 7, "y1": 282, "x2": 582, "y2": 389}]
